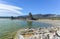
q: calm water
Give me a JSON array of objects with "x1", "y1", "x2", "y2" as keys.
[{"x1": 0, "y1": 19, "x2": 52, "y2": 39}]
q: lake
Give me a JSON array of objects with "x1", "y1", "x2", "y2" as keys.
[{"x1": 0, "y1": 19, "x2": 52, "y2": 39}]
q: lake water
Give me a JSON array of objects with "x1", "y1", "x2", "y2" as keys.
[{"x1": 0, "y1": 19, "x2": 52, "y2": 39}]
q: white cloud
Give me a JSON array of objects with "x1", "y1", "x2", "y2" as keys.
[{"x1": 0, "y1": 0, "x2": 23, "y2": 16}]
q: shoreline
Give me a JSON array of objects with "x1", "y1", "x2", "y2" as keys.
[
  {"x1": 14, "y1": 19, "x2": 60, "y2": 39},
  {"x1": 14, "y1": 26, "x2": 60, "y2": 39},
  {"x1": 37, "y1": 19, "x2": 60, "y2": 26}
]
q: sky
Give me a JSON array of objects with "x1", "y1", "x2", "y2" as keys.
[{"x1": 0, "y1": 0, "x2": 60, "y2": 16}]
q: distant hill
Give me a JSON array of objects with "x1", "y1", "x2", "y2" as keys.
[
  {"x1": 0, "y1": 14, "x2": 60, "y2": 20},
  {"x1": 18, "y1": 14, "x2": 60, "y2": 19}
]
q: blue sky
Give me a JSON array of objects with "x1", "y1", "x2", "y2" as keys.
[{"x1": 0, "y1": 0, "x2": 60, "y2": 16}]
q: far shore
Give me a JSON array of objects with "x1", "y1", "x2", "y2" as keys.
[{"x1": 36, "y1": 19, "x2": 60, "y2": 27}]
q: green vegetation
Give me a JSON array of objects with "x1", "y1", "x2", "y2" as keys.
[{"x1": 29, "y1": 12, "x2": 33, "y2": 19}]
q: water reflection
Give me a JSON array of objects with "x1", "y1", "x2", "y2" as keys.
[{"x1": 27, "y1": 21, "x2": 32, "y2": 29}]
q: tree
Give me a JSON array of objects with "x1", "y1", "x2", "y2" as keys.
[
  {"x1": 29, "y1": 12, "x2": 33, "y2": 19},
  {"x1": 11, "y1": 16, "x2": 14, "y2": 20}
]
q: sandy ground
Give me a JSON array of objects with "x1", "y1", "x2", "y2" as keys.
[{"x1": 37, "y1": 19, "x2": 60, "y2": 27}]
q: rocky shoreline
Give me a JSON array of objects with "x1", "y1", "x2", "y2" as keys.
[{"x1": 14, "y1": 26, "x2": 60, "y2": 39}]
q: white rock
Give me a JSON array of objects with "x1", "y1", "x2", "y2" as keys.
[{"x1": 18, "y1": 35, "x2": 24, "y2": 39}]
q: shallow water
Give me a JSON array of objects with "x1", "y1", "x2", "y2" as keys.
[{"x1": 0, "y1": 19, "x2": 52, "y2": 39}]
